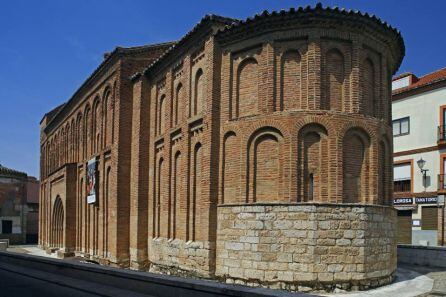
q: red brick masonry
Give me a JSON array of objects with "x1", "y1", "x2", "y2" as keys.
[{"x1": 39, "y1": 4, "x2": 404, "y2": 292}]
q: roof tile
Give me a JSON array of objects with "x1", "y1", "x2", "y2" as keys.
[{"x1": 393, "y1": 67, "x2": 446, "y2": 95}]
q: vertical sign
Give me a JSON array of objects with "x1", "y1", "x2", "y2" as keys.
[{"x1": 87, "y1": 158, "x2": 97, "y2": 204}]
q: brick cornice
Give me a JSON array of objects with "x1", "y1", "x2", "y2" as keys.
[{"x1": 215, "y1": 4, "x2": 404, "y2": 74}]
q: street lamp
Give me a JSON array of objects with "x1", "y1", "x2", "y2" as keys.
[{"x1": 417, "y1": 157, "x2": 429, "y2": 191}]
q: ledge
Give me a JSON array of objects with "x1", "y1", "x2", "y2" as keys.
[{"x1": 217, "y1": 202, "x2": 394, "y2": 209}]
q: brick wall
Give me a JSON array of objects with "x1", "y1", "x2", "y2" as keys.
[{"x1": 39, "y1": 6, "x2": 404, "y2": 291}]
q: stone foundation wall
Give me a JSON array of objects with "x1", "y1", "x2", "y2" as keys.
[
  {"x1": 216, "y1": 203, "x2": 396, "y2": 291},
  {"x1": 148, "y1": 237, "x2": 213, "y2": 278}
]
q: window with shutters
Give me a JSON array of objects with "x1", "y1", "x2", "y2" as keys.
[{"x1": 394, "y1": 162, "x2": 411, "y2": 192}]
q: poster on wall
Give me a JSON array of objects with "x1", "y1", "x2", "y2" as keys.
[{"x1": 87, "y1": 158, "x2": 97, "y2": 204}]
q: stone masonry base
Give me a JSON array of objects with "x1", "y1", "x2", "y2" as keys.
[
  {"x1": 215, "y1": 203, "x2": 397, "y2": 292},
  {"x1": 147, "y1": 237, "x2": 214, "y2": 278}
]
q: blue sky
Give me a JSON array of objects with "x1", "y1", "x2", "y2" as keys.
[{"x1": 0, "y1": 0, "x2": 444, "y2": 177}]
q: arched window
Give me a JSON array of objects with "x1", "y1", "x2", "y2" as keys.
[
  {"x1": 362, "y1": 58, "x2": 375, "y2": 116},
  {"x1": 237, "y1": 58, "x2": 258, "y2": 118},
  {"x1": 343, "y1": 128, "x2": 370, "y2": 203},
  {"x1": 52, "y1": 196, "x2": 64, "y2": 248},
  {"x1": 222, "y1": 132, "x2": 240, "y2": 204},
  {"x1": 174, "y1": 84, "x2": 183, "y2": 126},
  {"x1": 76, "y1": 113, "x2": 83, "y2": 162},
  {"x1": 172, "y1": 152, "x2": 181, "y2": 239},
  {"x1": 298, "y1": 124, "x2": 328, "y2": 202},
  {"x1": 93, "y1": 99, "x2": 101, "y2": 153},
  {"x1": 158, "y1": 95, "x2": 166, "y2": 135},
  {"x1": 103, "y1": 90, "x2": 114, "y2": 146},
  {"x1": 247, "y1": 127, "x2": 283, "y2": 203},
  {"x1": 193, "y1": 69, "x2": 204, "y2": 116},
  {"x1": 378, "y1": 139, "x2": 390, "y2": 205},
  {"x1": 281, "y1": 50, "x2": 301, "y2": 111},
  {"x1": 155, "y1": 158, "x2": 164, "y2": 237},
  {"x1": 84, "y1": 106, "x2": 91, "y2": 158},
  {"x1": 103, "y1": 167, "x2": 111, "y2": 255},
  {"x1": 323, "y1": 49, "x2": 344, "y2": 111},
  {"x1": 71, "y1": 119, "x2": 75, "y2": 161},
  {"x1": 188, "y1": 143, "x2": 202, "y2": 241}
]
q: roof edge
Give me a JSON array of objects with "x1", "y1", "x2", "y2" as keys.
[{"x1": 43, "y1": 41, "x2": 176, "y2": 132}]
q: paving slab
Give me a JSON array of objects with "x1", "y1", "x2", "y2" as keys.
[{"x1": 321, "y1": 267, "x2": 434, "y2": 297}]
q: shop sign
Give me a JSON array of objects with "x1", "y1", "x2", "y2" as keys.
[
  {"x1": 415, "y1": 197, "x2": 438, "y2": 204},
  {"x1": 393, "y1": 197, "x2": 413, "y2": 205}
]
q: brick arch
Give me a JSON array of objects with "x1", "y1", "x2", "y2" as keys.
[
  {"x1": 342, "y1": 127, "x2": 371, "y2": 203},
  {"x1": 49, "y1": 138, "x2": 54, "y2": 173},
  {"x1": 92, "y1": 96, "x2": 102, "y2": 153},
  {"x1": 188, "y1": 142, "x2": 202, "y2": 242},
  {"x1": 158, "y1": 94, "x2": 166, "y2": 135},
  {"x1": 322, "y1": 48, "x2": 345, "y2": 111},
  {"x1": 297, "y1": 123, "x2": 329, "y2": 202},
  {"x1": 280, "y1": 50, "x2": 302, "y2": 111},
  {"x1": 65, "y1": 123, "x2": 71, "y2": 163},
  {"x1": 171, "y1": 150, "x2": 182, "y2": 239},
  {"x1": 54, "y1": 132, "x2": 59, "y2": 169},
  {"x1": 337, "y1": 119, "x2": 377, "y2": 142},
  {"x1": 154, "y1": 156, "x2": 165, "y2": 238},
  {"x1": 174, "y1": 83, "x2": 183, "y2": 126},
  {"x1": 101, "y1": 84, "x2": 112, "y2": 99},
  {"x1": 193, "y1": 69, "x2": 204, "y2": 116},
  {"x1": 102, "y1": 88, "x2": 113, "y2": 147},
  {"x1": 60, "y1": 127, "x2": 65, "y2": 165},
  {"x1": 83, "y1": 104, "x2": 91, "y2": 158},
  {"x1": 236, "y1": 57, "x2": 259, "y2": 118},
  {"x1": 246, "y1": 127, "x2": 284, "y2": 203},
  {"x1": 76, "y1": 112, "x2": 83, "y2": 161},
  {"x1": 362, "y1": 58, "x2": 375, "y2": 117},
  {"x1": 378, "y1": 134, "x2": 392, "y2": 205},
  {"x1": 51, "y1": 196, "x2": 64, "y2": 248},
  {"x1": 70, "y1": 118, "x2": 76, "y2": 162},
  {"x1": 221, "y1": 131, "x2": 241, "y2": 204},
  {"x1": 294, "y1": 115, "x2": 336, "y2": 137},
  {"x1": 242, "y1": 120, "x2": 290, "y2": 145}
]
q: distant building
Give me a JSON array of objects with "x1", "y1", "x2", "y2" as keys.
[
  {"x1": 392, "y1": 68, "x2": 446, "y2": 246},
  {"x1": 0, "y1": 164, "x2": 39, "y2": 244}
]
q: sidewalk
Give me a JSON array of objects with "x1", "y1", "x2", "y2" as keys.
[
  {"x1": 408, "y1": 265, "x2": 446, "y2": 297},
  {"x1": 6, "y1": 246, "x2": 446, "y2": 297},
  {"x1": 7, "y1": 245, "x2": 58, "y2": 259}
]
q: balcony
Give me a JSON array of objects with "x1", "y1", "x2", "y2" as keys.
[
  {"x1": 438, "y1": 125, "x2": 446, "y2": 145},
  {"x1": 438, "y1": 174, "x2": 446, "y2": 192}
]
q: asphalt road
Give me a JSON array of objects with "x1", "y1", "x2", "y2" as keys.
[{"x1": 0, "y1": 267, "x2": 99, "y2": 297}]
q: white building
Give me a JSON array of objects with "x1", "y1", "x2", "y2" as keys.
[{"x1": 392, "y1": 68, "x2": 446, "y2": 246}]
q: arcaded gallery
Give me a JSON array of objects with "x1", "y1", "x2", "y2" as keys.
[{"x1": 39, "y1": 5, "x2": 404, "y2": 291}]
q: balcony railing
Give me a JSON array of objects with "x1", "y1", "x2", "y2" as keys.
[
  {"x1": 438, "y1": 174, "x2": 446, "y2": 191},
  {"x1": 438, "y1": 125, "x2": 446, "y2": 142},
  {"x1": 394, "y1": 180, "x2": 411, "y2": 193}
]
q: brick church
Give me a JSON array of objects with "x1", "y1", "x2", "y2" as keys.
[{"x1": 39, "y1": 4, "x2": 404, "y2": 291}]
